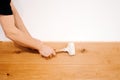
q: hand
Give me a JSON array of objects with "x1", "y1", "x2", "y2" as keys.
[{"x1": 38, "y1": 44, "x2": 56, "y2": 58}]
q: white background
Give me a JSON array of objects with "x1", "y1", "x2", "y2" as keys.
[{"x1": 0, "y1": 0, "x2": 120, "y2": 42}]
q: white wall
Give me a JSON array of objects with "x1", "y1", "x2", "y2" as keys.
[{"x1": 0, "y1": 0, "x2": 120, "y2": 41}]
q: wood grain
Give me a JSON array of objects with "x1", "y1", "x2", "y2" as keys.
[{"x1": 0, "y1": 41, "x2": 120, "y2": 80}]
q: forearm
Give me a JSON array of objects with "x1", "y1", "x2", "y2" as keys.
[
  {"x1": 10, "y1": 2, "x2": 31, "y2": 36},
  {"x1": 8, "y1": 27, "x2": 43, "y2": 50}
]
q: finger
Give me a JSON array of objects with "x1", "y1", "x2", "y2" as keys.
[
  {"x1": 41, "y1": 54, "x2": 50, "y2": 58},
  {"x1": 52, "y1": 50, "x2": 56, "y2": 56},
  {"x1": 49, "y1": 54, "x2": 53, "y2": 58},
  {"x1": 42, "y1": 55, "x2": 51, "y2": 60}
]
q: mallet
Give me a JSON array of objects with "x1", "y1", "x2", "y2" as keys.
[{"x1": 55, "y1": 42, "x2": 75, "y2": 56}]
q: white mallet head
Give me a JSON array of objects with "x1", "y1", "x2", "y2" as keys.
[{"x1": 64, "y1": 42, "x2": 75, "y2": 55}]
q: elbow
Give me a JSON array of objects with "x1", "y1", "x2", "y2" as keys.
[{"x1": 5, "y1": 29, "x2": 18, "y2": 40}]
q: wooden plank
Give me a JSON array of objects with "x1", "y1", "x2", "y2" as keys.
[
  {"x1": 0, "y1": 42, "x2": 120, "y2": 55},
  {"x1": 0, "y1": 64, "x2": 120, "y2": 80},
  {"x1": 0, "y1": 42, "x2": 120, "y2": 64},
  {"x1": 0, "y1": 52, "x2": 120, "y2": 64}
]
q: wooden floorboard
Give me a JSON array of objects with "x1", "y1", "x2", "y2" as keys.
[{"x1": 0, "y1": 41, "x2": 120, "y2": 80}]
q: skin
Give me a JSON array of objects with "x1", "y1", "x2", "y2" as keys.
[{"x1": 0, "y1": 1, "x2": 56, "y2": 58}]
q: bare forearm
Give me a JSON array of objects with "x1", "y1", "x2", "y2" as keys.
[
  {"x1": 10, "y1": 2, "x2": 31, "y2": 36},
  {"x1": 8, "y1": 28, "x2": 42, "y2": 50}
]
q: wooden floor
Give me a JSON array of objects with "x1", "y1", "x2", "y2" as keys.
[{"x1": 0, "y1": 41, "x2": 120, "y2": 80}]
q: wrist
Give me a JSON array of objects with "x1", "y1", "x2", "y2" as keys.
[{"x1": 35, "y1": 39, "x2": 44, "y2": 50}]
